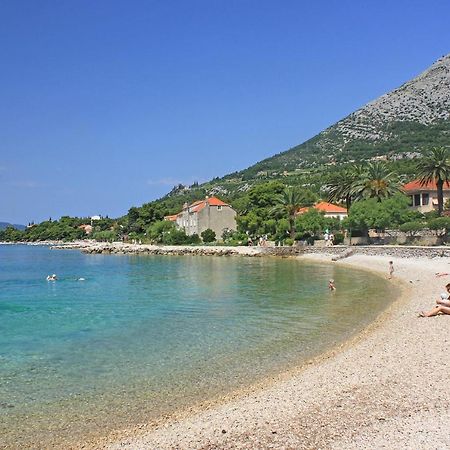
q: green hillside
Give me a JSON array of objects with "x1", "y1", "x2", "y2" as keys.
[{"x1": 2, "y1": 54, "x2": 450, "y2": 243}]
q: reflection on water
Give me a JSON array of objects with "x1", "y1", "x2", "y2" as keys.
[{"x1": 0, "y1": 245, "x2": 397, "y2": 448}]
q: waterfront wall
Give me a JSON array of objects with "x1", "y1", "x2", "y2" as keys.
[
  {"x1": 302, "y1": 245, "x2": 450, "y2": 259},
  {"x1": 48, "y1": 241, "x2": 450, "y2": 259}
]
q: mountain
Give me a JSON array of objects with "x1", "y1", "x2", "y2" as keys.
[
  {"x1": 127, "y1": 54, "x2": 450, "y2": 219},
  {"x1": 239, "y1": 53, "x2": 450, "y2": 176},
  {"x1": 0, "y1": 222, "x2": 26, "y2": 231}
]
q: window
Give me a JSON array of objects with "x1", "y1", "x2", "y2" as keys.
[
  {"x1": 422, "y1": 193, "x2": 429, "y2": 205},
  {"x1": 217, "y1": 206, "x2": 222, "y2": 211},
  {"x1": 414, "y1": 194, "x2": 421, "y2": 206}
]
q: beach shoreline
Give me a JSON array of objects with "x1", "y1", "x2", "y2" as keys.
[{"x1": 83, "y1": 251, "x2": 450, "y2": 450}]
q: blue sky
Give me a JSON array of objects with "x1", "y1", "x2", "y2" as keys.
[{"x1": 1, "y1": 0, "x2": 449, "y2": 224}]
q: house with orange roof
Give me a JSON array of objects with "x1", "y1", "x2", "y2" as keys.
[
  {"x1": 403, "y1": 179, "x2": 450, "y2": 213},
  {"x1": 78, "y1": 224, "x2": 93, "y2": 235},
  {"x1": 167, "y1": 196, "x2": 237, "y2": 237},
  {"x1": 297, "y1": 201, "x2": 348, "y2": 221}
]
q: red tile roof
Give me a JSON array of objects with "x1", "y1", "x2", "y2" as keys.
[
  {"x1": 403, "y1": 179, "x2": 450, "y2": 192},
  {"x1": 181, "y1": 197, "x2": 230, "y2": 214},
  {"x1": 205, "y1": 197, "x2": 228, "y2": 206},
  {"x1": 297, "y1": 206, "x2": 309, "y2": 214},
  {"x1": 164, "y1": 214, "x2": 178, "y2": 222},
  {"x1": 297, "y1": 202, "x2": 347, "y2": 215},
  {"x1": 314, "y1": 201, "x2": 348, "y2": 213}
]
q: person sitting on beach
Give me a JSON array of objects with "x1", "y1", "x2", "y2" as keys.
[{"x1": 419, "y1": 283, "x2": 450, "y2": 317}]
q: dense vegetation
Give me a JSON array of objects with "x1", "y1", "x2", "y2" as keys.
[{"x1": 2, "y1": 142, "x2": 450, "y2": 245}]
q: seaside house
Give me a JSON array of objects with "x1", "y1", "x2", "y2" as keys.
[
  {"x1": 296, "y1": 201, "x2": 348, "y2": 221},
  {"x1": 166, "y1": 196, "x2": 237, "y2": 237},
  {"x1": 78, "y1": 224, "x2": 93, "y2": 235},
  {"x1": 403, "y1": 179, "x2": 450, "y2": 213}
]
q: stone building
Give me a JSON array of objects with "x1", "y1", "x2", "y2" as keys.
[{"x1": 165, "y1": 196, "x2": 237, "y2": 238}]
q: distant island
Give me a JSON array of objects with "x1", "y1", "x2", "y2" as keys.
[{"x1": 0, "y1": 222, "x2": 25, "y2": 231}]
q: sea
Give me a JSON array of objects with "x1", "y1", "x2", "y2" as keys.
[{"x1": 0, "y1": 245, "x2": 397, "y2": 448}]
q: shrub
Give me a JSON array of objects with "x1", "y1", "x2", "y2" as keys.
[
  {"x1": 399, "y1": 221, "x2": 425, "y2": 236},
  {"x1": 201, "y1": 228, "x2": 216, "y2": 243},
  {"x1": 189, "y1": 233, "x2": 201, "y2": 244},
  {"x1": 427, "y1": 217, "x2": 450, "y2": 237}
]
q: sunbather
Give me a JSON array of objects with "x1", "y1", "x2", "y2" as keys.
[{"x1": 419, "y1": 283, "x2": 450, "y2": 317}]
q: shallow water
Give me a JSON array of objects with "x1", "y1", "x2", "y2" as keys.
[{"x1": 0, "y1": 245, "x2": 397, "y2": 448}]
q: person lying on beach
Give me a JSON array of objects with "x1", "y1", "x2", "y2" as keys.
[
  {"x1": 435, "y1": 272, "x2": 450, "y2": 277},
  {"x1": 419, "y1": 283, "x2": 450, "y2": 317}
]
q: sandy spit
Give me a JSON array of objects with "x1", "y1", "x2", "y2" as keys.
[{"x1": 92, "y1": 253, "x2": 450, "y2": 450}]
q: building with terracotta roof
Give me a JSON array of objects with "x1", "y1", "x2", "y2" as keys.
[
  {"x1": 297, "y1": 201, "x2": 348, "y2": 221},
  {"x1": 403, "y1": 179, "x2": 450, "y2": 212},
  {"x1": 78, "y1": 224, "x2": 93, "y2": 234},
  {"x1": 167, "y1": 196, "x2": 237, "y2": 237}
]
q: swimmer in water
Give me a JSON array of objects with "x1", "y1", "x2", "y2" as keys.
[
  {"x1": 46, "y1": 274, "x2": 57, "y2": 281},
  {"x1": 328, "y1": 279, "x2": 336, "y2": 291}
]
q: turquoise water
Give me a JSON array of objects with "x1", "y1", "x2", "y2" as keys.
[{"x1": 0, "y1": 245, "x2": 396, "y2": 448}]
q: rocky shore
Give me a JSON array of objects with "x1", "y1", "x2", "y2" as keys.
[
  {"x1": 49, "y1": 240, "x2": 450, "y2": 259},
  {"x1": 50, "y1": 242, "x2": 264, "y2": 256}
]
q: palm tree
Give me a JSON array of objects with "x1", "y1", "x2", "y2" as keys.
[
  {"x1": 417, "y1": 146, "x2": 450, "y2": 216},
  {"x1": 352, "y1": 162, "x2": 400, "y2": 202},
  {"x1": 271, "y1": 187, "x2": 302, "y2": 238},
  {"x1": 326, "y1": 164, "x2": 365, "y2": 209}
]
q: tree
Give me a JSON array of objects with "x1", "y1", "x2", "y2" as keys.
[
  {"x1": 201, "y1": 228, "x2": 216, "y2": 243},
  {"x1": 147, "y1": 220, "x2": 176, "y2": 243},
  {"x1": 271, "y1": 187, "x2": 303, "y2": 238},
  {"x1": 352, "y1": 162, "x2": 401, "y2": 202},
  {"x1": 295, "y1": 209, "x2": 331, "y2": 238},
  {"x1": 417, "y1": 146, "x2": 450, "y2": 216},
  {"x1": 326, "y1": 164, "x2": 365, "y2": 209},
  {"x1": 344, "y1": 195, "x2": 413, "y2": 235},
  {"x1": 247, "y1": 181, "x2": 285, "y2": 209}
]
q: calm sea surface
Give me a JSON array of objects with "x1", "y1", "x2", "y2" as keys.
[{"x1": 0, "y1": 245, "x2": 397, "y2": 448}]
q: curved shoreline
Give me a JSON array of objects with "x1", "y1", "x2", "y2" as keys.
[
  {"x1": 89, "y1": 252, "x2": 450, "y2": 450},
  {"x1": 82, "y1": 258, "x2": 403, "y2": 448},
  {"x1": 1, "y1": 248, "x2": 393, "y2": 450}
]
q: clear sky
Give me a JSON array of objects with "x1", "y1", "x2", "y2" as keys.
[{"x1": 1, "y1": 0, "x2": 449, "y2": 224}]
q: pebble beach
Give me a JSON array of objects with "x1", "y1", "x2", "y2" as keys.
[{"x1": 87, "y1": 252, "x2": 450, "y2": 450}]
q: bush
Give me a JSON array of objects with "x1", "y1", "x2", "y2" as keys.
[
  {"x1": 399, "y1": 221, "x2": 425, "y2": 236},
  {"x1": 201, "y1": 228, "x2": 216, "y2": 243},
  {"x1": 427, "y1": 217, "x2": 450, "y2": 236},
  {"x1": 92, "y1": 230, "x2": 117, "y2": 242},
  {"x1": 189, "y1": 233, "x2": 201, "y2": 244},
  {"x1": 221, "y1": 229, "x2": 247, "y2": 245},
  {"x1": 284, "y1": 238, "x2": 294, "y2": 246}
]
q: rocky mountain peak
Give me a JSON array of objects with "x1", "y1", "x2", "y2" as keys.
[{"x1": 329, "y1": 53, "x2": 450, "y2": 144}]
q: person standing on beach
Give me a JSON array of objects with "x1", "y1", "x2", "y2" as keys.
[{"x1": 388, "y1": 261, "x2": 394, "y2": 279}]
